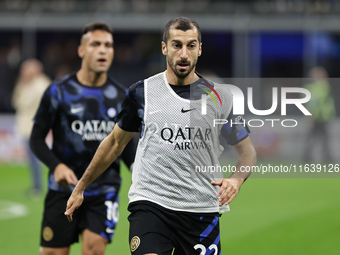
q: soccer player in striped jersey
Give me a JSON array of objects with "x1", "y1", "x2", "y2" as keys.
[
  {"x1": 65, "y1": 17, "x2": 256, "y2": 255},
  {"x1": 30, "y1": 23, "x2": 136, "y2": 255}
]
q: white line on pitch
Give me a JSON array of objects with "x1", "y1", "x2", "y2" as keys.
[{"x1": 0, "y1": 200, "x2": 28, "y2": 220}]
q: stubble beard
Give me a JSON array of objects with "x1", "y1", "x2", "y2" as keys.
[{"x1": 167, "y1": 56, "x2": 198, "y2": 79}]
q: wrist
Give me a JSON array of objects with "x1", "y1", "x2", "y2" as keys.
[
  {"x1": 235, "y1": 177, "x2": 245, "y2": 186},
  {"x1": 74, "y1": 180, "x2": 86, "y2": 193}
]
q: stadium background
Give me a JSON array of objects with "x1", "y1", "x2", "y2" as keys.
[{"x1": 0, "y1": 0, "x2": 339, "y2": 254}]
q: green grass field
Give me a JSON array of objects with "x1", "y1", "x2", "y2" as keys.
[{"x1": 0, "y1": 162, "x2": 339, "y2": 255}]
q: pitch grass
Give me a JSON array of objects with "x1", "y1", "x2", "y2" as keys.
[{"x1": 0, "y1": 162, "x2": 339, "y2": 255}]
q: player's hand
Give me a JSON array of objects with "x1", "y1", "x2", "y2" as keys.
[
  {"x1": 64, "y1": 190, "x2": 84, "y2": 222},
  {"x1": 211, "y1": 178, "x2": 244, "y2": 206},
  {"x1": 54, "y1": 163, "x2": 78, "y2": 187}
]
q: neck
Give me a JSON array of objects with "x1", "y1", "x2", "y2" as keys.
[
  {"x1": 165, "y1": 66, "x2": 199, "y2": 86},
  {"x1": 77, "y1": 69, "x2": 107, "y2": 87}
]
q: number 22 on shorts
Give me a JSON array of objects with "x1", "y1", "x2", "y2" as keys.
[{"x1": 194, "y1": 243, "x2": 219, "y2": 255}]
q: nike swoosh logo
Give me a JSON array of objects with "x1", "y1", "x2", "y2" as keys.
[
  {"x1": 181, "y1": 108, "x2": 196, "y2": 113},
  {"x1": 70, "y1": 107, "x2": 84, "y2": 114},
  {"x1": 149, "y1": 110, "x2": 162, "y2": 115}
]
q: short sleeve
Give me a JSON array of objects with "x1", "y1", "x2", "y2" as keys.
[
  {"x1": 116, "y1": 81, "x2": 144, "y2": 132},
  {"x1": 220, "y1": 108, "x2": 250, "y2": 146}
]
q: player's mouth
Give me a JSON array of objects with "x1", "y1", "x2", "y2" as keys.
[
  {"x1": 177, "y1": 61, "x2": 190, "y2": 70},
  {"x1": 97, "y1": 58, "x2": 107, "y2": 65}
]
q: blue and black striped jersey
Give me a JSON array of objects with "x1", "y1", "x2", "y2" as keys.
[{"x1": 30, "y1": 72, "x2": 136, "y2": 195}]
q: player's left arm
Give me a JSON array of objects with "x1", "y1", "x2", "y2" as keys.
[
  {"x1": 211, "y1": 137, "x2": 256, "y2": 206},
  {"x1": 114, "y1": 81, "x2": 143, "y2": 172},
  {"x1": 120, "y1": 133, "x2": 138, "y2": 171}
]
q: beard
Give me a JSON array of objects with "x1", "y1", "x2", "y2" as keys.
[{"x1": 167, "y1": 56, "x2": 198, "y2": 78}]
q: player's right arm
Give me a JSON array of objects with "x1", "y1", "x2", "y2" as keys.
[
  {"x1": 29, "y1": 85, "x2": 60, "y2": 170},
  {"x1": 65, "y1": 81, "x2": 143, "y2": 222},
  {"x1": 64, "y1": 124, "x2": 135, "y2": 222},
  {"x1": 29, "y1": 84, "x2": 78, "y2": 186}
]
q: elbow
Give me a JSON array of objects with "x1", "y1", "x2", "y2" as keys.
[
  {"x1": 113, "y1": 142, "x2": 125, "y2": 157},
  {"x1": 29, "y1": 126, "x2": 47, "y2": 157},
  {"x1": 240, "y1": 143, "x2": 257, "y2": 167},
  {"x1": 105, "y1": 135, "x2": 126, "y2": 159}
]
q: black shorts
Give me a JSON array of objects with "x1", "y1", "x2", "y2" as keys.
[
  {"x1": 40, "y1": 190, "x2": 119, "y2": 248},
  {"x1": 128, "y1": 201, "x2": 221, "y2": 255}
]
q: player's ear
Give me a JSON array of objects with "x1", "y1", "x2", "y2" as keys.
[
  {"x1": 198, "y1": 42, "x2": 202, "y2": 57},
  {"x1": 78, "y1": 45, "x2": 84, "y2": 58},
  {"x1": 162, "y1": 41, "x2": 167, "y2": 56}
]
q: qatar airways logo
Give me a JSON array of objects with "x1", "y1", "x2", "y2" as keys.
[
  {"x1": 146, "y1": 122, "x2": 212, "y2": 150},
  {"x1": 201, "y1": 84, "x2": 311, "y2": 128},
  {"x1": 160, "y1": 126, "x2": 212, "y2": 150},
  {"x1": 71, "y1": 120, "x2": 115, "y2": 141}
]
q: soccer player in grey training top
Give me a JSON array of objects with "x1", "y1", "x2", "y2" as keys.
[{"x1": 65, "y1": 17, "x2": 256, "y2": 255}]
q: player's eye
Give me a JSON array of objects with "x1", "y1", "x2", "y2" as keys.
[
  {"x1": 91, "y1": 42, "x2": 100, "y2": 47},
  {"x1": 173, "y1": 43, "x2": 181, "y2": 49}
]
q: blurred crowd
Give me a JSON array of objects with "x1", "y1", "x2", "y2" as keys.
[
  {"x1": 0, "y1": 32, "x2": 165, "y2": 112},
  {"x1": 1, "y1": 0, "x2": 340, "y2": 114},
  {"x1": 0, "y1": 30, "x2": 236, "y2": 113},
  {"x1": 2, "y1": 29, "x2": 340, "y2": 114},
  {"x1": 0, "y1": 0, "x2": 338, "y2": 14}
]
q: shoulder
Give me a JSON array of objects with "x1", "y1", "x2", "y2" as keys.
[
  {"x1": 43, "y1": 73, "x2": 75, "y2": 99},
  {"x1": 127, "y1": 71, "x2": 164, "y2": 94},
  {"x1": 55, "y1": 72, "x2": 75, "y2": 86},
  {"x1": 198, "y1": 79, "x2": 233, "y2": 106},
  {"x1": 48, "y1": 73, "x2": 74, "y2": 91},
  {"x1": 129, "y1": 80, "x2": 145, "y2": 91},
  {"x1": 213, "y1": 82, "x2": 233, "y2": 96},
  {"x1": 127, "y1": 80, "x2": 145, "y2": 100},
  {"x1": 145, "y1": 72, "x2": 165, "y2": 82},
  {"x1": 214, "y1": 83, "x2": 234, "y2": 106}
]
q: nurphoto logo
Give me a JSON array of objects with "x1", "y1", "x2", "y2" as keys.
[{"x1": 200, "y1": 83, "x2": 311, "y2": 128}]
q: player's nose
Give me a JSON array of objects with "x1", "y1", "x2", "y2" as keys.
[
  {"x1": 180, "y1": 46, "x2": 189, "y2": 59},
  {"x1": 98, "y1": 44, "x2": 107, "y2": 53}
]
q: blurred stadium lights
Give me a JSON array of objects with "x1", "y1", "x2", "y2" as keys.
[
  {"x1": 0, "y1": 0, "x2": 339, "y2": 14},
  {"x1": 0, "y1": 0, "x2": 339, "y2": 100},
  {"x1": 1, "y1": 0, "x2": 340, "y2": 31}
]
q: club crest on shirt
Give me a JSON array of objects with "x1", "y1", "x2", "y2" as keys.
[
  {"x1": 42, "y1": 226, "x2": 54, "y2": 242},
  {"x1": 130, "y1": 236, "x2": 140, "y2": 252}
]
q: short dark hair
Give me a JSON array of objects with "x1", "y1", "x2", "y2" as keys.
[
  {"x1": 81, "y1": 22, "x2": 112, "y2": 37},
  {"x1": 163, "y1": 17, "x2": 201, "y2": 44}
]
